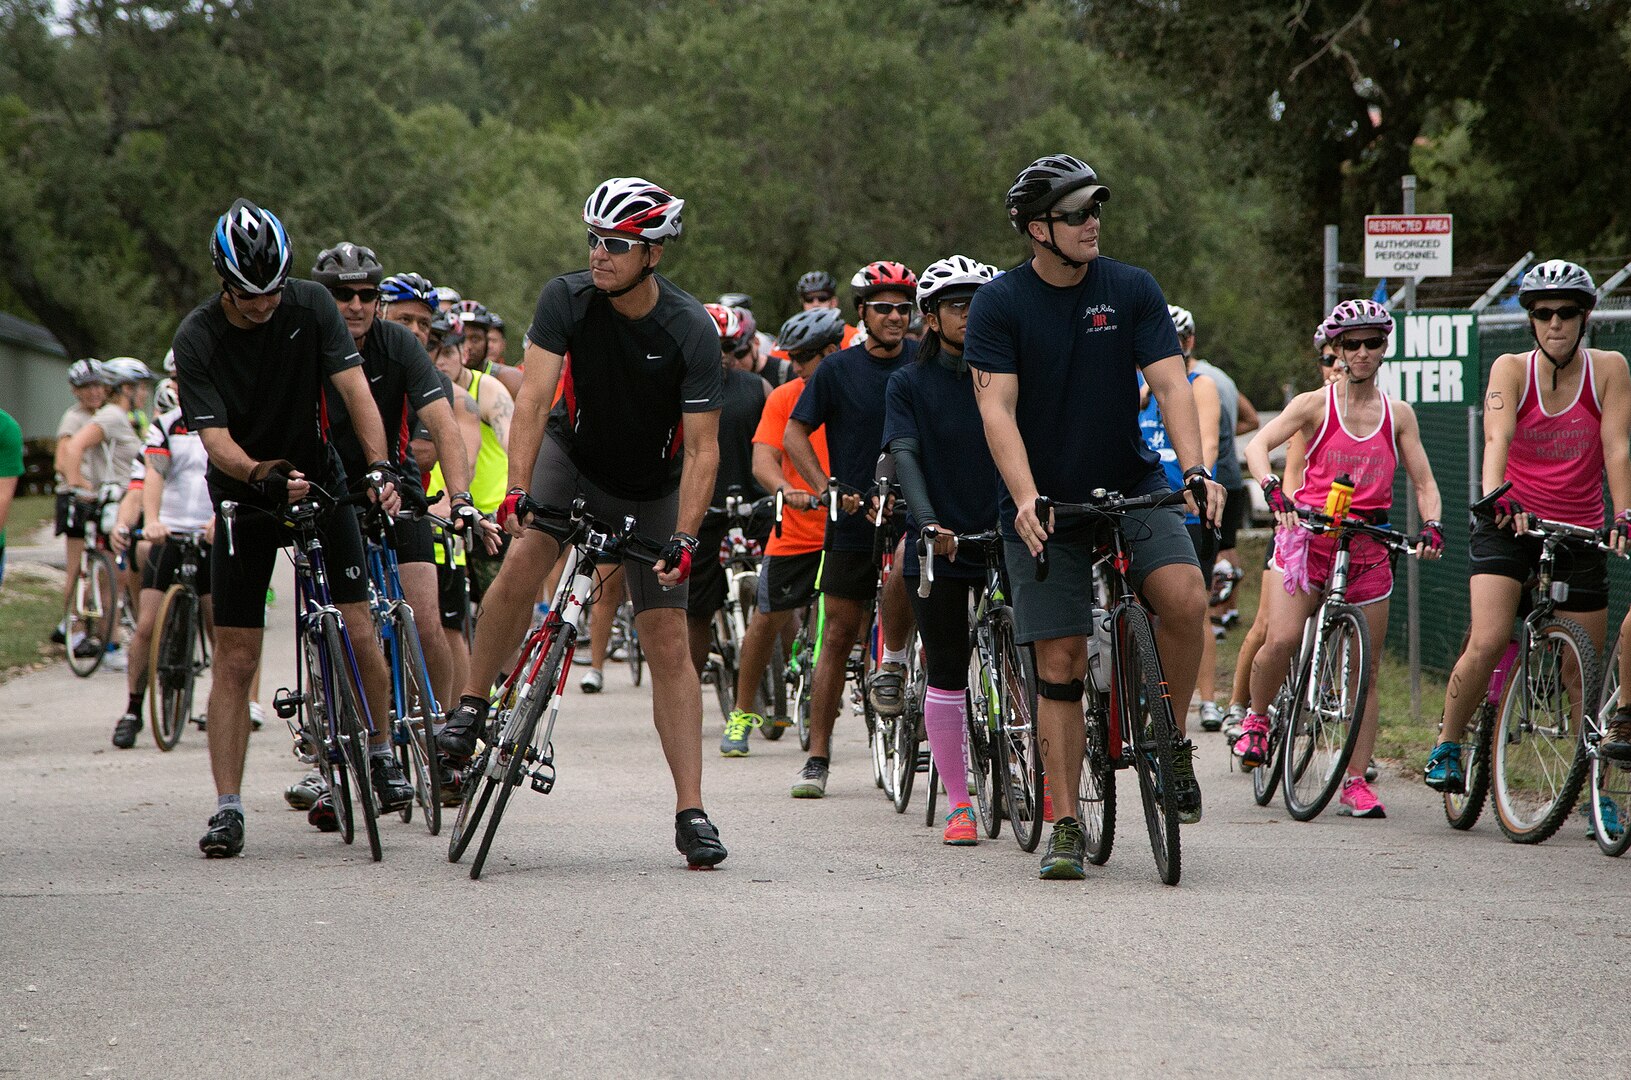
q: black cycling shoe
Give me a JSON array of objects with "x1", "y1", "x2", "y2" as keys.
[
  {"x1": 199, "y1": 809, "x2": 245, "y2": 858},
  {"x1": 1170, "y1": 739, "x2": 1203, "y2": 825},
  {"x1": 112, "y1": 713, "x2": 142, "y2": 749},
  {"x1": 370, "y1": 753, "x2": 414, "y2": 813},
  {"x1": 307, "y1": 793, "x2": 340, "y2": 832},
  {"x1": 436, "y1": 700, "x2": 486, "y2": 760},
  {"x1": 675, "y1": 810, "x2": 728, "y2": 869}
]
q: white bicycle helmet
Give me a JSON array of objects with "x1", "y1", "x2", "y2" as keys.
[
  {"x1": 1320, "y1": 299, "x2": 1393, "y2": 341},
  {"x1": 162, "y1": 348, "x2": 178, "y2": 377},
  {"x1": 1168, "y1": 305, "x2": 1195, "y2": 339},
  {"x1": 583, "y1": 177, "x2": 684, "y2": 241},
  {"x1": 154, "y1": 378, "x2": 180, "y2": 414},
  {"x1": 67, "y1": 358, "x2": 105, "y2": 387},
  {"x1": 916, "y1": 256, "x2": 998, "y2": 314},
  {"x1": 1518, "y1": 259, "x2": 1596, "y2": 310},
  {"x1": 102, "y1": 357, "x2": 156, "y2": 385}
]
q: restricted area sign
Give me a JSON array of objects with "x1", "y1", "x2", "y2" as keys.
[{"x1": 1364, "y1": 214, "x2": 1453, "y2": 279}]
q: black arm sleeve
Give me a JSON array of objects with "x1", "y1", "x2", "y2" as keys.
[{"x1": 887, "y1": 437, "x2": 937, "y2": 528}]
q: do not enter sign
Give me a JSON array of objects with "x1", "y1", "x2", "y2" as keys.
[{"x1": 1365, "y1": 215, "x2": 1453, "y2": 279}]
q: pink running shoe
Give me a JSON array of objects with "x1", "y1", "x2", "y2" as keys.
[
  {"x1": 1233, "y1": 713, "x2": 1270, "y2": 768},
  {"x1": 943, "y1": 805, "x2": 978, "y2": 846},
  {"x1": 1338, "y1": 774, "x2": 1386, "y2": 818}
]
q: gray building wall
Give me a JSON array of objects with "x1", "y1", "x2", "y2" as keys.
[{"x1": 0, "y1": 313, "x2": 73, "y2": 440}]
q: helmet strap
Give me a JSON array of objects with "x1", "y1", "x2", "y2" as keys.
[
  {"x1": 1532, "y1": 319, "x2": 1586, "y2": 391},
  {"x1": 600, "y1": 264, "x2": 655, "y2": 299},
  {"x1": 1036, "y1": 218, "x2": 1086, "y2": 270}
]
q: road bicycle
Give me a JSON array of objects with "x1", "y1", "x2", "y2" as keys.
[
  {"x1": 360, "y1": 506, "x2": 446, "y2": 836},
  {"x1": 917, "y1": 528, "x2": 1004, "y2": 840},
  {"x1": 1248, "y1": 506, "x2": 1419, "y2": 821},
  {"x1": 64, "y1": 487, "x2": 131, "y2": 677},
  {"x1": 610, "y1": 598, "x2": 643, "y2": 685},
  {"x1": 703, "y1": 488, "x2": 778, "y2": 726},
  {"x1": 227, "y1": 486, "x2": 387, "y2": 862},
  {"x1": 1461, "y1": 482, "x2": 1610, "y2": 845},
  {"x1": 448, "y1": 498, "x2": 665, "y2": 880},
  {"x1": 1041, "y1": 488, "x2": 1190, "y2": 885},
  {"x1": 141, "y1": 528, "x2": 211, "y2": 750}
]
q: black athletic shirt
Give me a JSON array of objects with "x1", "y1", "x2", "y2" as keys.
[
  {"x1": 527, "y1": 270, "x2": 723, "y2": 500},
  {"x1": 713, "y1": 366, "x2": 770, "y2": 505},
  {"x1": 791, "y1": 339, "x2": 917, "y2": 552},
  {"x1": 963, "y1": 257, "x2": 1180, "y2": 532},
  {"x1": 173, "y1": 278, "x2": 361, "y2": 509},
  {"x1": 326, "y1": 318, "x2": 449, "y2": 497}
]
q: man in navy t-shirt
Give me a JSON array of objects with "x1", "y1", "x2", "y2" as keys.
[
  {"x1": 965, "y1": 154, "x2": 1225, "y2": 878},
  {"x1": 782, "y1": 260, "x2": 920, "y2": 799}
]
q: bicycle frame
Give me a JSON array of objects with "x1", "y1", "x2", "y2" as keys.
[{"x1": 365, "y1": 522, "x2": 441, "y2": 733}]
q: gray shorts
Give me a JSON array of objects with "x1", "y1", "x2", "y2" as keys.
[
  {"x1": 1004, "y1": 495, "x2": 1202, "y2": 645},
  {"x1": 528, "y1": 434, "x2": 684, "y2": 615}
]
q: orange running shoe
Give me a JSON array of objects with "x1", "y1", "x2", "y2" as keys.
[{"x1": 943, "y1": 805, "x2": 978, "y2": 846}]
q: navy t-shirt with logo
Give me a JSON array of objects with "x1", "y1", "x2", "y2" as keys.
[
  {"x1": 791, "y1": 339, "x2": 917, "y2": 552},
  {"x1": 963, "y1": 256, "x2": 1181, "y2": 530}
]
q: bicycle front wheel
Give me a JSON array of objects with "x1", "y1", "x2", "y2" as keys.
[
  {"x1": 395, "y1": 606, "x2": 443, "y2": 836},
  {"x1": 323, "y1": 615, "x2": 382, "y2": 862},
  {"x1": 1491, "y1": 618, "x2": 1595, "y2": 844},
  {"x1": 149, "y1": 585, "x2": 198, "y2": 751},
  {"x1": 993, "y1": 607, "x2": 1043, "y2": 852},
  {"x1": 1444, "y1": 700, "x2": 1495, "y2": 830},
  {"x1": 1081, "y1": 701, "x2": 1116, "y2": 866},
  {"x1": 65, "y1": 550, "x2": 117, "y2": 677},
  {"x1": 470, "y1": 625, "x2": 571, "y2": 880},
  {"x1": 1119, "y1": 604, "x2": 1180, "y2": 885},
  {"x1": 1282, "y1": 604, "x2": 1370, "y2": 822},
  {"x1": 447, "y1": 746, "x2": 497, "y2": 863},
  {"x1": 1252, "y1": 683, "x2": 1292, "y2": 807},
  {"x1": 890, "y1": 653, "x2": 924, "y2": 813},
  {"x1": 965, "y1": 644, "x2": 1001, "y2": 839}
]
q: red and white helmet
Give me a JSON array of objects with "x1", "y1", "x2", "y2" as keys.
[
  {"x1": 704, "y1": 302, "x2": 750, "y2": 353},
  {"x1": 1320, "y1": 299, "x2": 1393, "y2": 341},
  {"x1": 583, "y1": 177, "x2": 685, "y2": 241},
  {"x1": 850, "y1": 260, "x2": 918, "y2": 302}
]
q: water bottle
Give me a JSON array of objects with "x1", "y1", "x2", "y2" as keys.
[{"x1": 1324, "y1": 473, "x2": 1354, "y2": 521}]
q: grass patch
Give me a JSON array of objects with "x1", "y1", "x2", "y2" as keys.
[
  {"x1": 0, "y1": 568, "x2": 63, "y2": 685},
  {"x1": 1217, "y1": 532, "x2": 1447, "y2": 775},
  {"x1": 4, "y1": 493, "x2": 56, "y2": 544}
]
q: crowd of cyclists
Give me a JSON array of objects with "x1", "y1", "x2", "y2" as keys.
[{"x1": 41, "y1": 151, "x2": 1631, "y2": 881}]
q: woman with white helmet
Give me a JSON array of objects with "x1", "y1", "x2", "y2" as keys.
[
  {"x1": 1429, "y1": 261, "x2": 1631, "y2": 787},
  {"x1": 882, "y1": 255, "x2": 1000, "y2": 845},
  {"x1": 49, "y1": 360, "x2": 112, "y2": 647},
  {"x1": 1242, "y1": 299, "x2": 1445, "y2": 819}
]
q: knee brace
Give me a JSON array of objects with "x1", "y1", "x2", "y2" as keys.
[{"x1": 1037, "y1": 677, "x2": 1085, "y2": 702}]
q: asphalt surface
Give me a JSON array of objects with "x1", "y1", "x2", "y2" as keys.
[{"x1": 4, "y1": 555, "x2": 1631, "y2": 1080}]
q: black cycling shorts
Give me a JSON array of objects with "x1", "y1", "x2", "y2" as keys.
[
  {"x1": 687, "y1": 517, "x2": 729, "y2": 620},
  {"x1": 387, "y1": 514, "x2": 436, "y2": 565},
  {"x1": 211, "y1": 502, "x2": 370, "y2": 628},
  {"x1": 54, "y1": 492, "x2": 91, "y2": 540},
  {"x1": 759, "y1": 551, "x2": 822, "y2": 613},
  {"x1": 1468, "y1": 517, "x2": 1607, "y2": 612},
  {"x1": 815, "y1": 548, "x2": 877, "y2": 604},
  {"x1": 1218, "y1": 486, "x2": 1247, "y2": 552},
  {"x1": 142, "y1": 536, "x2": 212, "y2": 596},
  {"x1": 1187, "y1": 521, "x2": 1219, "y2": 570}
]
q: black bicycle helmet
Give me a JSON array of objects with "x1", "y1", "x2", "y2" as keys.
[
  {"x1": 211, "y1": 198, "x2": 292, "y2": 295},
  {"x1": 775, "y1": 308, "x2": 847, "y2": 354},
  {"x1": 1004, "y1": 154, "x2": 1109, "y2": 231},
  {"x1": 312, "y1": 242, "x2": 384, "y2": 288}
]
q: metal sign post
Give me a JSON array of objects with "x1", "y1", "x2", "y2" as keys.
[{"x1": 1402, "y1": 175, "x2": 1422, "y2": 725}]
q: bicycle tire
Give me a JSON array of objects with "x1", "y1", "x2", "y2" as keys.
[
  {"x1": 295, "y1": 619, "x2": 350, "y2": 844},
  {"x1": 447, "y1": 746, "x2": 497, "y2": 862},
  {"x1": 762, "y1": 629, "x2": 788, "y2": 739},
  {"x1": 471, "y1": 624, "x2": 571, "y2": 880},
  {"x1": 1282, "y1": 603, "x2": 1369, "y2": 822},
  {"x1": 993, "y1": 607, "x2": 1043, "y2": 852},
  {"x1": 924, "y1": 760, "x2": 939, "y2": 827},
  {"x1": 65, "y1": 550, "x2": 117, "y2": 677},
  {"x1": 1119, "y1": 604, "x2": 1180, "y2": 886},
  {"x1": 967, "y1": 632, "x2": 1003, "y2": 839},
  {"x1": 1443, "y1": 701, "x2": 1495, "y2": 830},
  {"x1": 394, "y1": 606, "x2": 443, "y2": 835},
  {"x1": 790, "y1": 625, "x2": 814, "y2": 751},
  {"x1": 627, "y1": 615, "x2": 644, "y2": 686},
  {"x1": 149, "y1": 585, "x2": 196, "y2": 751},
  {"x1": 1491, "y1": 618, "x2": 1596, "y2": 844},
  {"x1": 323, "y1": 615, "x2": 382, "y2": 862},
  {"x1": 1081, "y1": 700, "x2": 1116, "y2": 866},
  {"x1": 891, "y1": 654, "x2": 924, "y2": 813},
  {"x1": 710, "y1": 607, "x2": 738, "y2": 725},
  {"x1": 1588, "y1": 641, "x2": 1631, "y2": 856},
  {"x1": 1252, "y1": 683, "x2": 1292, "y2": 807}
]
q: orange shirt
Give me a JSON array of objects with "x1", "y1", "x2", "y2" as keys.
[{"x1": 754, "y1": 376, "x2": 828, "y2": 556}]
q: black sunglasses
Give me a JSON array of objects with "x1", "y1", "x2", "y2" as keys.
[
  {"x1": 802, "y1": 292, "x2": 835, "y2": 303},
  {"x1": 227, "y1": 283, "x2": 284, "y2": 301},
  {"x1": 1318, "y1": 354, "x2": 1338, "y2": 368},
  {"x1": 1339, "y1": 335, "x2": 1388, "y2": 353},
  {"x1": 1529, "y1": 304, "x2": 1583, "y2": 323},
  {"x1": 788, "y1": 349, "x2": 822, "y2": 365},
  {"x1": 586, "y1": 229, "x2": 647, "y2": 256},
  {"x1": 864, "y1": 301, "x2": 914, "y2": 317},
  {"x1": 728, "y1": 343, "x2": 752, "y2": 359},
  {"x1": 1046, "y1": 204, "x2": 1101, "y2": 227},
  {"x1": 330, "y1": 286, "x2": 379, "y2": 304}
]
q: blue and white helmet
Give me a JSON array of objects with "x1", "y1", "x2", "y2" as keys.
[
  {"x1": 916, "y1": 256, "x2": 998, "y2": 314},
  {"x1": 380, "y1": 272, "x2": 439, "y2": 311},
  {"x1": 211, "y1": 198, "x2": 292, "y2": 295}
]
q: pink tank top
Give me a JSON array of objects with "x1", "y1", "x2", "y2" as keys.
[
  {"x1": 1508, "y1": 349, "x2": 1604, "y2": 528},
  {"x1": 1293, "y1": 384, "x2": 1398, "y2": 514}
]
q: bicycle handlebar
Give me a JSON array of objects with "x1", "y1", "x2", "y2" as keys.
[
  {"x1": 1469, "y1": 479, "x2": 1619, "y2": 550},
  {"x1": 916, "y1": 526, "x2": 1003, "y2": 597},
  {"x1": 1033, "y1": 489, "x2": 1189, "y2": 583},
  {"x1": 1291, "y1": 506, "x2": 1423, "y2": 556}
]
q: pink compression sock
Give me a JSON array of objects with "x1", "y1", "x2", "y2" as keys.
[{"x1": 923, "y1": 686, "x2": 971, "y2": 807}]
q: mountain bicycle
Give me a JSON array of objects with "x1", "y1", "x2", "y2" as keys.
[
  {"x1": 141, "y1": 527, "x2": 211, "y2": 750},
  {"x1": 448, "y1": 498, "x2": 665, "y2": 880}
]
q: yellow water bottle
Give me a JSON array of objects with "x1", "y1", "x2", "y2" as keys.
[{"x1": 1325, "y1": 474, "x2": 1354, "y2": 522}]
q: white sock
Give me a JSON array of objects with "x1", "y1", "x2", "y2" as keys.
[{"x1": 217, "y1": 794, "x2": 244, "y2": 815}]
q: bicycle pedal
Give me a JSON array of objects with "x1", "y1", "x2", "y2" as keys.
[
  {"x1": 529, "y1": 765, "x2": 557, "y2": 794},
  {"x1": 272, "y1": 688, "x2": 303, "y2": 719}
]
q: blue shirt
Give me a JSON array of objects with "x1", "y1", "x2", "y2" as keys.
[
  {"x1": 791, "y1": 340, "x2": 916, "y2": 551},
  {"x1": 1137, "y1": 372, "x2": 1197, "y2": 525},
  {"x1": 883, "y1": 357, "x2": 999, "y2": 579},
  {"x1": 963, "y1": 257, "x2": 1181, "y2": 531}
]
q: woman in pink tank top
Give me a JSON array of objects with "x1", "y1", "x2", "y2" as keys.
[
  {"x1": 1433, "y1": 259, "x2": 1631, "y2": 791},
  {"x1": 1241, "y1": 299, "x2": 1444, "y2": 818}
]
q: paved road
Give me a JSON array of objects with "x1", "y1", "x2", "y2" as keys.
[{"x1": 4, "y1": 557, "x2": 1630, "y2": 1079}]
